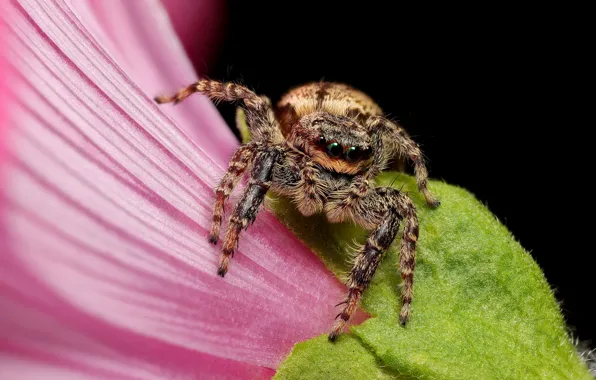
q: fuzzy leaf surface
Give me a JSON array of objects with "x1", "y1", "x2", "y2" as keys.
[{"x1": 270, "y1": 174, "x2": 590, "y2": 379}]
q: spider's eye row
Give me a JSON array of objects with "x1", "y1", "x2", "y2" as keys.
[
  {"x1": 320, "y1": 140, "x2": 372, "y2": 161},
  {"x1": 326, "y1": 142, "x2": 343, "y2": 157}
]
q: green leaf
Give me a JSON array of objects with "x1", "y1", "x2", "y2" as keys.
[
  {"x1": 274, "y1": 334, "x2": 394, "y2": 380},
  {"x1": 268, "y1": 174, "x2": 591, "y2": 379}
]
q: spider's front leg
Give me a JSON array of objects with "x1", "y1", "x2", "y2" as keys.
[
  {"x1": 366, "y1": 116, "x2": 440, "y2": 208},
  {"x1": 216, "y1": 147, "x2": 281, "y2": 276},
  {"x1": 155, "y1": 79, "x2": 283, "y2": 142},
  {"x1": 327, "y1": 187, "x2": 419, "y2": 341}
]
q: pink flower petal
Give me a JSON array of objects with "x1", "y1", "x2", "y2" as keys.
[
  {"x1": 68, "y1": 0, "x2": 237, "y2": 161},
  {"x1": 0, "y1": 0, "x2": 355, "y2": 378}
]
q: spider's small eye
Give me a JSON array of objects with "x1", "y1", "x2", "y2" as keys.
[
  {"x1": 345, "y1": 146, "x2": 360, "y2": 162},
  {"x1": 317, "y1": 136, "x2": 326, "y2": 145},
  {"x1": 326, "y1": 142, "x2": 343, "y2": 157},
  {"x1": 361, "y1": 146, "x2": 373, "y2": 159}
]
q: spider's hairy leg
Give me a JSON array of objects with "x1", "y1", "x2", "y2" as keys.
[
  {"x1": 329, "y1": 203, "x2": 402, "y2": 341},
  {"x1": 209, "y1": 143, "x2": 257, "y2": 244},
  {"x1": 217, "y1": 148, "x2": 281, "y2": 277},
  {"x1": 393, "y1": 190, "x2": 420, "y2": 325},
  {"x1": 367, "y1": 116, "x2": 440, "y2": 208},
  {"x1": 154, "y1": 79, "x2": 262, "y2": 107},
  {"x1": 327, "y1": 187, "x2": 420, "y2": 341},
  {"x1": 155, "y1": 80, "x2": 282, "y2": 141}
]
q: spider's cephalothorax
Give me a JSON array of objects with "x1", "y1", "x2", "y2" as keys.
[{"x1": 155, "y1": 80, "x2": 440, "y2": 341}]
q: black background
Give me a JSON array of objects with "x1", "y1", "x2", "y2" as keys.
[{"x1": 181, "y1": 2, "x2": 593, "y2": 345}]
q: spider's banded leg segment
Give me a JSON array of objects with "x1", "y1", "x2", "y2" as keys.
[
  {"x1": 155, "y1": 80, "x2": 281, "y2": 141},
  {"x1": 209, "y1": 143, "x2": 257, "y2": 244},
  {"x1": 394, "y1": 191, "x2": 419, "y2": 324},
  {"x1": 329, "y1": 208, "x2": 401, "y2": 341},
  {"x1": 367, "y1": 116, "x2": 440, "y2": 208},
  {"x1": 218, "y1": 148, "x2": 280, "y2": 277},
  {"x1": 155, "y1": 79, "x2": 263, "y2": 108}
]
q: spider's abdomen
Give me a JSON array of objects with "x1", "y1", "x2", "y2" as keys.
[{"x1": 275, "y1": 82, "x2": 383, "y2": 136}]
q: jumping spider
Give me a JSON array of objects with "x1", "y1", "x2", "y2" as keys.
[{"x1": 155, "y1": 80, "x2": 440, "y2": 341}]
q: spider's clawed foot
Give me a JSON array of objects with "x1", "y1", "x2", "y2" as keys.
[
  {"x1": 428, "y1": 199, "x2": 441, "y2": 208},
  {"x1": 217, "y1": 255, "x2": 230, "y2": 277},
  {"x1": 399, "y1": 306, "x2": 411, "y2": 326},
  {"x1": 328, "y1": 314, "x2": 348, "y2": 342},
  {"x1": 328, "y1": 290, "x2": 361, "y2": 342},
  {"x1": 328, "y1": 330, "x2": 341, "y2": 342},
  {"x1": 154, "y1": 82, "x2": 200, "y2": 105},
  {"x1": 423, "y1": 191, "x2": 441, "y2": 209},
  {"x1": 154, "y1": 95, "x2": 182, "y2": 105}
]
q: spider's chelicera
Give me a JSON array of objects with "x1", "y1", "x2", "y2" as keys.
[{"x1": 155, "y1": 81, "x2": 440, "y2": 341}]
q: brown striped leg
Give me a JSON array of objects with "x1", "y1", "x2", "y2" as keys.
[
  {"x1": 329, "y1": 208, "x2": 402, "y2": 341},
  {"x1": 155, "y1": 79, "x2": 265, "y2": 108},
  {"x1": 217, "y1": 148, "x2": 281, "y2": 277},
  {"x1": 366, "y1": 116, "x2": 440, "y2": 208},
  {"x1": 394, "y1": 191, "x2": 419, "y2": 324},
  {"x1": 155, "y1": 80, "x2": 282, "y2": 141},
  {"x1": 209, "y1": 143, "x2": 257, "y2": 244}
]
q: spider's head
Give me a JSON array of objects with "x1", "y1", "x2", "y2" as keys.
[{"x1": 288, "y1": 112, "x2": 374, "y2": 175}]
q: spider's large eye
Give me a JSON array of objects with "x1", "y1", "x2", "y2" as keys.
[
  {"x1": 345, "y1": 146, "x2": 360, "y2": 162},
  {"x1": 326, "y1": 142, "x2": 343, "y2": 157}
]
